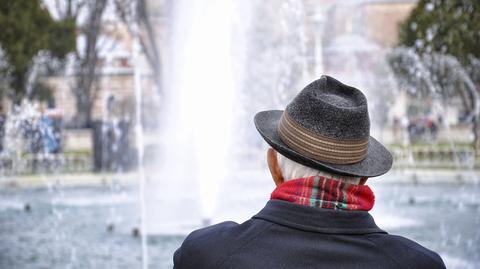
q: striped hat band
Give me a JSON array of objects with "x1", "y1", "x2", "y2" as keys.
[{"x1": 277, "y1": 111, "x2": 369, "y2": 164}]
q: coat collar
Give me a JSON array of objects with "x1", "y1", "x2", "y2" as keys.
[{"x1": 253, "y1": 200, "x2": 386, "y2": 235}]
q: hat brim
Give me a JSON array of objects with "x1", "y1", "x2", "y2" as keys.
[{"x1": 254, "y1": 110, "x2": 393, "y2": 177}]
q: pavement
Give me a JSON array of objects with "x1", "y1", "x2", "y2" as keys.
[
  {"x1": 0, "y1": 172, "x2": 138, "y2": 189},
  {"x1": 1, "y1": 167, "x2": 479, "y2": 190}
]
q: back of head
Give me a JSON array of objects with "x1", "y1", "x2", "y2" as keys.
[{"x1": 276, "y1": 153, "x2": 363, "y2": 185}]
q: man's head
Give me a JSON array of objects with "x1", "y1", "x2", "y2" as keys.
[
  {"x1": 255, "y1": 76, "x2": 393, "y2": 179},
  {"x1": 267, "y1": 148, "x2": 367, "y2": 187}
]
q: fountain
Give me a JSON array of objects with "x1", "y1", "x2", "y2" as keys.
[{"x1": 144, "y1": 0, "x2": 235, "y2": 234}]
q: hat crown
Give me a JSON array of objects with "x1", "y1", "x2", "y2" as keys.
[{"x1": 286, "y1": 76, "x2": 370, "y2": 140}]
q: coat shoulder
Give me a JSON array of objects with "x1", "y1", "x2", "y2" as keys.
[
  {"x1": 173, "y1": 218, "x2": 274, "y2": 269},
  {"x1": 173, "y1": 221, "x2": 239, "y2": 268},
  {"x1": 366, "y1": 233, "x2": 446, "y2": 269}
]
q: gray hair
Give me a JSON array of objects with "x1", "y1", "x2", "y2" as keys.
[{"x1": 276, "y1": 152, "x2": 362, "y2": 185}]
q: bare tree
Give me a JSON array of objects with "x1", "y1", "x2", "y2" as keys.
[
  {"x1": 73, "y1": 0, "x2": 107, "y2": 128},
  {"x1": 114, "y1": 0, "x2": 162, "y2": 94},
  {"x1": 53, "y1": 0, "x2": 107, "y2": 128},
  {"x1": 0, "y1": 47, "x2": 11, "y2": 95},
  {"x1": 53, "y1": 0, "x2": 161, "y2": 127},
  {"x1": 53, "y1": 0, "x2": 85, "y2": 19}
]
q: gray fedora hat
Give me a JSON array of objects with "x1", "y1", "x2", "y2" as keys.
[{"x1": 254, "y1": 75, "x2": 392, "y2": 177}]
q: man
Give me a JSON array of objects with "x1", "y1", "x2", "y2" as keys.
[{"x1": 173, "y1": 76, "x2": 446, "y2": 268}]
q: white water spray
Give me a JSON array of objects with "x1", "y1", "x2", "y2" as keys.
[
  {"x1": 130, "y1": 1, "x2": 149, "y2": 268},
  {"x1": 146, "y1": 0, "x2": 234, "y2": 233}
]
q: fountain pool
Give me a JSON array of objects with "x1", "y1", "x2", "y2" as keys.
[{"x1": 0, "y1": 171, "x2": 479, "y2": 269}]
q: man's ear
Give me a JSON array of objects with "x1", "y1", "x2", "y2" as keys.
[{"x1": 267, "y1": 148, "x2": 285, "y2": 186}]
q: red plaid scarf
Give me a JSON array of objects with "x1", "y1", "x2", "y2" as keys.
[{"x1": 270, "y1": 176, "x2": 374, "y2": 211}]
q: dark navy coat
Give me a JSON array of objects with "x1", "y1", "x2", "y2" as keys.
[{"x1": 173, "y1": 200, "x2": 446, "y2": 269}]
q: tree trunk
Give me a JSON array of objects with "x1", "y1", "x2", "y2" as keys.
[
  {"x1": 72, "y1": 0, "x2": 107, "y2": 128},
  {"x1": 72, "y1": 81, "x2": 94, "y2": 128},
  {"x1": 138, "y1": 0, "x2": 162, "y2": 94},
  {"x1": 473, "y1": 116, "x2": 480, "y2": 156}
]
